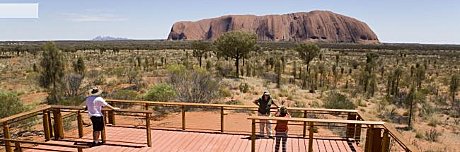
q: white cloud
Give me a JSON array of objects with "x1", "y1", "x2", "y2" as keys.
[{"x1": 62, "y1": 12, "x2": 127, "y2": 22}]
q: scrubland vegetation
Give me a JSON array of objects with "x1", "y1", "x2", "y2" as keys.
[{"x1": 0, "y1": 32, "x2": 459, "y2": 151}]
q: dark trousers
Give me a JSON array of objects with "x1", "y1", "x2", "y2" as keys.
[{"x1": 275, "y1": 131, "x2": 287, "y2": 152}]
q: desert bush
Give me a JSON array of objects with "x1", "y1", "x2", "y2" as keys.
[
  {"x1": 239, "y1": 83, "x2": 250, "y2": 93},
  {"x1": 0, "y1": 90, "x2": 27, "y2": 118},
  {"x1": 93, "y1": 75, "x2": 106, "y2": 85},
  {"x1": 63, "y1": 73, "x2": 83, "y2": 97},
  {"x1": 110, "y1": 90, "x2": 139, "y2": 100},
  {"x1": 126, "y1": 68, "x2": 140, "y2": 84},
  {"x1": 63, "y1": 115, "x2": 77, "y2": 131},
  {"x1": 225, "y1": 99, "x2": 244, "y2": 105},
  {"x1": 60, "y1": 96, "x2": 85, "y2": 106},
  {"x1": 168, "y1": 64, "x2": 221, "y2": 103},
  {"x1": 425, "y1": 128, "x2": 442, "y2": 142},
  {"x1": 290, "y1": 100, "x2": 306, "y2": 117},
  {"x1": 324, "y1": 91, "x2": 356, "y2": 109},
  {"x1": 219, "y1": 87, "x2": 232, "y2": 97},
  {"x1": 427, "y1": 117, "x2": 440, "y2": 127},
  {"x1": 415, "y1": 130, "x2": 424, "y2": 139},
  {"x1": 144, "y1": 83, "x2": 176, "y2": 102}
]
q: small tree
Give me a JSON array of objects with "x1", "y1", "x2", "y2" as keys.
[
  {"x1": 39, "y1": 42, "x2": 65, "y2": 104},
  {"x1": 191, "y1": 41, "x2": 211, "y2": 67},
  {"x1": 295, "y1": 43, "x2": 320, "y2": 72},
  {"x1": 73, "y1": 56, "x2": 85, "y2": 77},
  {"x1": 214, "y1": 31, "x2": 257, "y2": 77}
]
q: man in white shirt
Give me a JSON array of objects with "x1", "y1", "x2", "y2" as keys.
[{"x1": 85, "y1": 87, "x2": 119, "y2": 146}]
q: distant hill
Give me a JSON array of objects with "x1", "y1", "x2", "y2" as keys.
[
  {"x1": 92, "y1": 36, "x2": 129, "y2": 41},
  {"x1": 168, "y1": 10, "x2": 379, "y2": 44}
]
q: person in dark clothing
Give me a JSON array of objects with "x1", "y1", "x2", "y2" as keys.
[
  {"x1": 274, "y1": 106, "x2": 290, "y2": 152},
  {"x1": 253, "y1": 91, "x2": 279, "y2": 138}
]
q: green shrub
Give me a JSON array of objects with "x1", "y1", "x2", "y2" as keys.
[
  {"x1": 239, "y1": 83, "x2": 250, "y2": 93},
  {"x1": 219, "y1": 87, "x2": 232, "y2": 97},
  {"x1": 0, "y1": 90, "x2": 27, "y2": 118},
  {"x1": 324, "y1": 91, "x2": 356, "y2": 109},
  {"x1": 144, "y1": 83, "x2": 176, "y2": 102}
]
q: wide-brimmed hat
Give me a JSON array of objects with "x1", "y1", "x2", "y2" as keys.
[{"x1": 88, "y1": 87, "x2": 103, "y2": 96}]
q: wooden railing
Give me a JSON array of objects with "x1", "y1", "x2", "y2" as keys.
[
  {"x1": 247, "y1": 116, "x2": 385, "y2": 152},
  {"x1": 0, "y1": 105, "x2": 153, "y2": 152},
  {"x1": 106, "y1": 99, "x2": 418, "y2": 152},
  {"x1": 356, "y1": 111, "x2": 418, "y2": 152},
  {"x1": 106, "y1": 99, "x2": 358, "y2": 136},
  {"x1": 0, "y1": 99, "x2": 419, "y2": 152},
  {"x1": 0, "y1": 138, "x2": 87, "y2": 152}
]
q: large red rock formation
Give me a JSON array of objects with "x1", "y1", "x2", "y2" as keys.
[{"x1": 167, "y1": 10, "x2": 379, "y2": 43}]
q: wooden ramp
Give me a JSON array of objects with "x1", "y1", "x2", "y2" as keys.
[{"x1": 26, "y1": 126, "x2": 361, "y2": 152}]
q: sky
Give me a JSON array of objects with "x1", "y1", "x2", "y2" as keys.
[{"x1": 0, "y1": 0, "x2": 459, "y2": 44}]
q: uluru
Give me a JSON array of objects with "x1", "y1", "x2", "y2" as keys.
[{"x1": 167, "y1": 10, "x2": 379, "y2": 44}]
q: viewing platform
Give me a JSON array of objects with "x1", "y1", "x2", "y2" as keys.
[{"x1": 0, "y1": 99, "x2": 418, "y2": 152}]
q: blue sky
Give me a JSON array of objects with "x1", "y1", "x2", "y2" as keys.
[{"x1": 0, "y1": 0, "x2": 459, "y2": 44}]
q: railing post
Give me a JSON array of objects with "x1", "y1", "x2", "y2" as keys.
[
  {"x1": 220, "y1": 106, "x2": 224, "y2": 133},
  {"x1": 101, "y1": 111, "x2": 107, "y2": 143},
  {"x1": 146, "y1": 113, "x2": 152, "y2": 147},
  {"x1": 251, "y1": 119, "x2": 256, "y2": 152},
  {"x1": 303, "y1": 110, "x2": 307, "y2": 138},
  {"x1": 308, "y1": 122, "x2": 314, "y2": 152},
  {"x1": 77, "y1": 147, "x2": 83, "y2": 152},
  {"x1": 43, "y1": 110, "x2": 51, "y2": 141},
  {"x1": 47, "y1": 110, "x2": 54, "y2": 138},
  {"x1": 355, "y1": 115, "x2": 362, "y2": 142},
  {"x1": 365, "y1": 125, "x2": 383, "y2": 152},
  {"x1": 381, "y1": 129, "x2": 390, "y2": 152},
  {"x1": 3, "y1": 122, "x2": 12, "y2": 152},
  {"x1": 77, "y1": 110, "x2": 84, "y2": 138},
  {"x1": 108, "y1": 102, "x2": 115, "y2": 125},
  {"x1": 365, "y1": 125, "x2": 372, "y2": 152},
  {"x1": 181, "y1": 105, "x2": 185, "y2": 130},
  {"x1": 14, "y1": 142, "x2": 22, "y2": 152},
  {"x1": 144, "y1": 103, "x2": 149, "y2": 110},
  {"x1": 346, "y1": 112, "x2": 357, "y2": 139},
  {"x1": 52, "y1": 108, "x2": 64, "y2": 140}
]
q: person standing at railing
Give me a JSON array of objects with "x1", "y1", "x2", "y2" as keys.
[
  {"x1": 253, "y1": 91, "x2": 279, "y2": 138},
  {"x1": 85, "y1": 87, "x2": 119, "y2": 147},
  {"x1": 274, "y1": 106, "x2": 290, "y2": 152}
]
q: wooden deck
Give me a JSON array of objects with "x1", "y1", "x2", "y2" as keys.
[{"x1": 26, "y1": 126, "x2": 361, "y2": 152}]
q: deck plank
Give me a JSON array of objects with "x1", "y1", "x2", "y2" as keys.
[
  {"x1": 324, "y1": 140, "x2": 334, "y2": 152},
  {"x1": 337, "y1": 140, "x2": 350, "y2": 152},
  {"x1": 26, "y1": 126, "x2": 361, "y2": 152}
]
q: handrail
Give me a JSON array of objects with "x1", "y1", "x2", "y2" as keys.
[
  {"x1": 0, "y1": 138, "x2": 88, "y2": 152},
  {"x1": 49, "y1": 105, "x2": 153, "y2": 114},
  {"x1": 0, "y1": 105, "x2": 51, "y2": 124},
  {"x1": 247, "y1": 116, "x2": 385, "y2": 125},
  {"x1": 383, "y1": 123, "x2": 419, "y2": 152},
  {"x1": 106, "y1": 99, "x2": 358, "y2": 113},
  {"x1": 357, "y1": 111, "x2": 418, "y2": 152}
]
